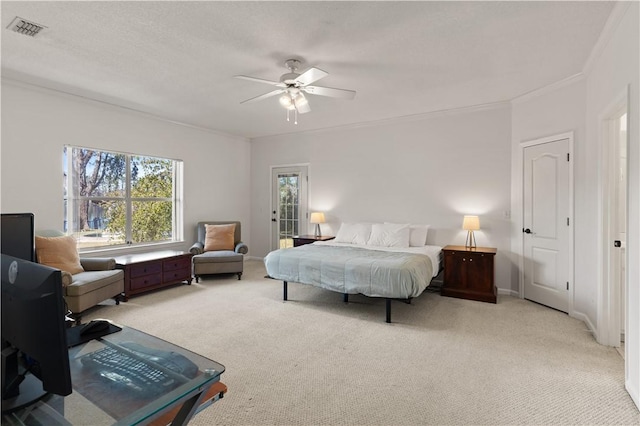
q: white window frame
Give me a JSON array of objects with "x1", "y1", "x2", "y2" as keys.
[{"x1": 64, "y1": 145, "x2": 184, "y2": 250}]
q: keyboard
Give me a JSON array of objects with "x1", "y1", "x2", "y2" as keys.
[{"x1": 81, "y1": 346, "x2": 184, "y2": 395}]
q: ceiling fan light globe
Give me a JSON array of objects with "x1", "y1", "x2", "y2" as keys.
[
  {"x1": 279, "y1": 94, "x2": 293, "y2": 108},
  {"x1": 293, "y1": 93, "x2": 308, "y2": 107}
]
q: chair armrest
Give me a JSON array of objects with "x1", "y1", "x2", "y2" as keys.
[
  {"x1": 235, "y1": 242, "x2": 248, "y2": 255},
  {"x1": 61, "y1": 271, "x2": 73, "y2": 287},
  {"x1": 80, "y1": 257, "x2": 116, "y2": 271},
  {"x1": 190, "y1": 242, "x2": 204, "y2": 255}
]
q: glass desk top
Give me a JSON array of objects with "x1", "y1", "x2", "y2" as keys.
[{"x1": 3, "y1": 324, "x2": 225, "y2": 425}]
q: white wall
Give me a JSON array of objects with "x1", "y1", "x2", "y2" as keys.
[
  {"x1": 251, "y1": 105, "x2": 514, "y2": 292},
  {"x1": 584, "y1": 2, "x2": 639, "y2": 409},
  {"x1": 1, "y1": 80, "x2": 252, "y2": 255}
]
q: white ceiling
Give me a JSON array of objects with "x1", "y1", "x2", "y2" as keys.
[{"x1": 1, "y1": 1, "x2": 614, "y2": 139}]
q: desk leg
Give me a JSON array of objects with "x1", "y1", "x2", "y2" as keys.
[{"x1": 170, "y1": 385, "x2": 210, "y2": 426}]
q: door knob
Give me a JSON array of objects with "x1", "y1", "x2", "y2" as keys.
[
  {"x1": 523, "y1": 228, "x2": 532, "y2": 234},
  {"x1": 271, "y1": 218, "x2": 277, "y2": 222}
]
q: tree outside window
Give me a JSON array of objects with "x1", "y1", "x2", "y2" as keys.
[{"x1": 64, "y1": 147, "x2": 182, "y2": 249}]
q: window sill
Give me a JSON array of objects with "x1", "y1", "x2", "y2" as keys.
[{"x1": 79, "y1": 241, "x2": 187, "y2": 258}]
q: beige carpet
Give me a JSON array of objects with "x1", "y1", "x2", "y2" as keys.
[{"x1": 83, "y1": 259, "x2": 640, "y2": 425}]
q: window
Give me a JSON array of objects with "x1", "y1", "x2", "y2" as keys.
[{"x1": 63, "y1": 146, "x2": 183, "y2": 249}]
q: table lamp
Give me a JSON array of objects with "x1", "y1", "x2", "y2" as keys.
[
  {"x1": 310, "y1": 212, "x2": 326, "y2": 238},
  {"x1": 463, "y1": 215, "x2": 480, "y2": 248}
]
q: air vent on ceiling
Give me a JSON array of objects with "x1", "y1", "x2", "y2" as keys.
[{"x1": 7, "y1": 16, "x2": 46, "y2": 37}]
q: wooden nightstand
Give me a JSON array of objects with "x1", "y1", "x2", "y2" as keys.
[
  {"x1": 293, "y1": 235, "x2": 335, "y2": 247},
  {"x1": 441, "y1": 245, "x2": 497, "y2": 303}
]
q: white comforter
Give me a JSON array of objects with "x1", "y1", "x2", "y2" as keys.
[{"x1": 264, "y1": 242, "x2": 441, "y2": 299}]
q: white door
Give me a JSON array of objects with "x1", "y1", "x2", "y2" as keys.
[
  {"x1": 271, "y1": 166, "x2": 308, "y2": 251},
  {"x1": 611, "y1": 111, "x2": 627, "y2": 343},
  {"x1": 523, "y1": 138, "x2": 571, "y2": 312}
]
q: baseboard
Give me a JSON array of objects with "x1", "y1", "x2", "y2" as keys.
[
  {"x1": 497, "y1": 288, "x2": 519, "y2": 297},
  {"x1": 625, "y1": 380, "x2": 640, "y2": 411},
  {"x1": 571, "y1": 310, "x2": 598, "y2": 340}
]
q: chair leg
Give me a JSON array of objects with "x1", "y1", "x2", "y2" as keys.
[
  {"x1": 195, "y1": 276, "x2": 200, "y2": 283},
  {"x1": 72, "y1": 313, "x2": 82, "y2": 326}
]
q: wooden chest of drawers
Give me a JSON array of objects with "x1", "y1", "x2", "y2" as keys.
[
  {"x1": 441, "y1": 245, "x2": 497, "y2": 303},
  {"x1": 115, "y1": 250, "x2": 193, "y2": 298}
]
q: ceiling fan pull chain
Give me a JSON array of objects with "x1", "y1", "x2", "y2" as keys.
[
  {"x1": 286, "y1": 109, "x2": 290, "y2": 122},
  {"x1": 294, "y1": 108, "x2": 298, "y2": 125}
]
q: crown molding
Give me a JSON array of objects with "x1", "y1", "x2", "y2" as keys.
[
  {"x1": 582, "y1": 1, "x2": 632, "y2": 75},
  {"x1": 251, "y1": 101, "x2": 512, "y2": 141},
  {"x1": 1, "y1": 77, "x2": 250, "y2": 143},
  {"x1": 510, "y1": 73, "x2": 585, "y2": 106}
]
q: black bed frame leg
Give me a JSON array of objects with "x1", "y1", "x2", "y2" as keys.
[
  {"x1": 343, "y1": 293, "x2": 349, "y2": 303},
  {"x1": 385, "y1": 298, "x2": 391, "y2": 323},
  {"x1": 283, "y1": 281, "x2": 288, "y2": 301}
]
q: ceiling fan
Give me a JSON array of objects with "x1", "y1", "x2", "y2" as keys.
[{"x1": 235, "y1": 59, "x2": 356, "y2": 124}]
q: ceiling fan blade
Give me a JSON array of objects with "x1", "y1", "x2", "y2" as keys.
[
  {"x1": 303, "y1": 85, "x2": 356, "y2": 100},
  {"x1": 235, "y1": 75, "x2": 287, "y2": 87},
  {"x1": 240, "y1": 89, "x2": 285, "y2": 104},
  {"x1": 294, "y1": 67, "x2": 328, "y2": 86}
]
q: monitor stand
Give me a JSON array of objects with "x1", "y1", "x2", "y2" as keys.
[
  {"x1": 1, "y1": 348, "x2": 47, "y2": 414},
  {"x1": 2, "y1": 374, "x2": 47, "y2": 414}
]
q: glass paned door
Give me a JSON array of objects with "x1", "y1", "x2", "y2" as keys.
[{"x1": 271, "y1": 166, "x2": 308, "y2": 250}]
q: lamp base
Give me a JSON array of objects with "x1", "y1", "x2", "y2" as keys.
[
  {"x1": 314, "y1": 224, "x2": 322, "y2": 238},
  {"x1": 465, "y1": 230, "x2": 476, "y2": 248}
]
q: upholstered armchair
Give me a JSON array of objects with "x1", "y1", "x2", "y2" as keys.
[
  {"x1": 35, "y1": 230, "x2": 124, "y2": 323},
  {"x1": 189, "y1": 221, "x2": 248, "y2": 282}
]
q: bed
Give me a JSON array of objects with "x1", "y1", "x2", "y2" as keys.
[{"x1": 264, "y1": 222, "x2": 442, "y2": 323}]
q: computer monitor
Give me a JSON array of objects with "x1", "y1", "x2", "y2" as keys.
[
  {"x1": 1, "y1": 254, "x2": 72, "y2": 413},
  {"x1": 1, "y1": 213, "x2": 35, "y2": 262}
]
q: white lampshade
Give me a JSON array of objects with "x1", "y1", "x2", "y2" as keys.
[
  {"x1": 310, "y1": 212, "x2": 326, "y2": 224},
  {"x1": 462, "y1": 215, "x2": 480, "y2": 231}
]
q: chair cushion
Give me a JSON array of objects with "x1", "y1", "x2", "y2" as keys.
[
  {"x1": 193, "y1": 250, "x2": 243, "y2": 264},
  {"x1": 35, "y1": 235, "x2": 84, "y2": 275},
  {"x1": 65, "y1": 269, "x2": 124, "y2": 297},
  {"x1": 204, "y1": 224, "x2": 236, "y2": 251}
]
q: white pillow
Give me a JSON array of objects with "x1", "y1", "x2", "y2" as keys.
[
  {"x1": 385, "y1": 223, "x2": 430, "y2": 247},
  {"x1": 367, "y1": 223, "x2": 410, "y2": 247},
  {"x1": 409, "y1": 225, "x2": 430, "y2": 247},
  {"x1": 334, "y1": 223, "x2": 372, "y2": 245}
]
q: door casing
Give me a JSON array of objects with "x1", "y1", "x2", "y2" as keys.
[
  {"x1": 270, "y1": 164, "x2": 309, "y2": 252},
  {"x1": 597, "y1": 87, "x2": 629, "y2": 348}
]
